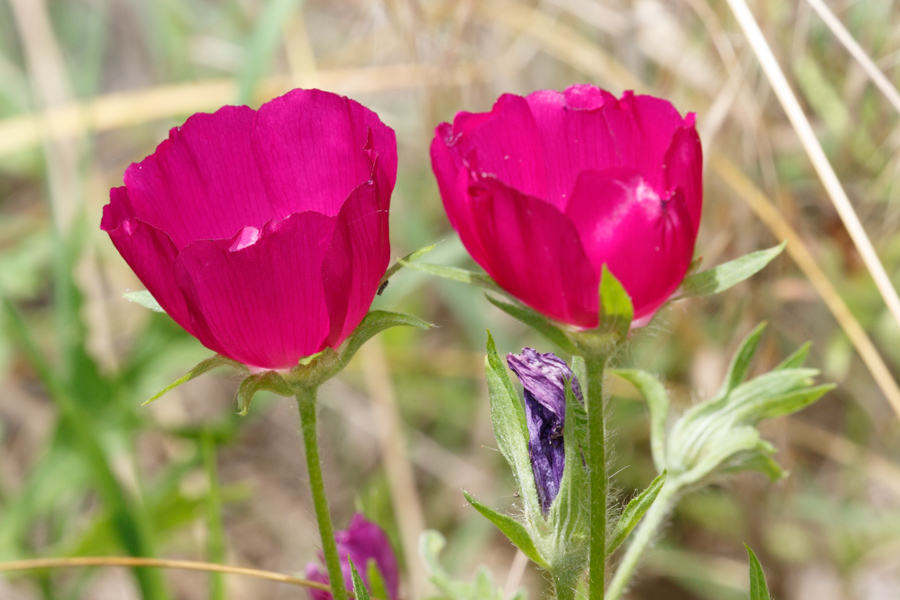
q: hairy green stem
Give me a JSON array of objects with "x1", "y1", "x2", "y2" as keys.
[
  {"x1": 296, "y1": 388, "x2": 348, "y2": 600},
  {"x1": 554, "y1": 574, "x2": 578, "y2": 600},
  {"x1": 606, "y1": 482, "x2": 678, "y2": 600},
  {"x1": 586, "y1": 354, "x2": 609, "y2": 600}
]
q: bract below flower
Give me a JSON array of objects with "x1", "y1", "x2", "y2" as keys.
[
  {"x1": 102, "y1": 89, "x2": 396, "y2": 370},
  {"x1": 306, "y1": 513, "x2": 400, "y2": 600},
  {"x1": 507, "y1": 348, "x2": 582, "y2": 514},
  {"x1": 431, "y1": 85, "x2": 702, "y2": 328}
]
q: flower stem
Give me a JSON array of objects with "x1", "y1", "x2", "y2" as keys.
[
  {"x1": 606, "y1": 482, "x2": 678, "y2": 600},
  {"x1": 296, "y1": 387, "x2": 348, "y2": 600},
  {"x1": 585, "y1": 353, "x2": 609, "y2": 600}
]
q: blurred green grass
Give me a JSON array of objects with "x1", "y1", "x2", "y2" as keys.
[{"x1": 1, "y1": 0, "x2": 900, "y2": 599}]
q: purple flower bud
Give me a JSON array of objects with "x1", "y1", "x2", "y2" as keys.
[
  {"x1": 507, "y1": 348, "x2": 583, "y2": 514},
  {"x1": 306, "y1": 513, "x2": 400, "y2": 600}
]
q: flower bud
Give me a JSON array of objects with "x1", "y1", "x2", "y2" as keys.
[{"x1": 507, "y1": 348, "x2": 583, "y2": 513}]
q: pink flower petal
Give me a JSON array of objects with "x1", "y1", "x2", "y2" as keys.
[
  {"x1": 439, "y1": 94, "x2": 550, "y2": 203},
  {"x1": 663, "y1": 116, "x2": 703, "y2": 233},
  {"x1": 174, "y1": 211, "x2": 336, "y2": 370},
  {"x1": 101, "y1": 187, "x2": 195, "y2": 335},
  {"x1": 123, "y1": 106, "x2": 277, "y2": 250},
  {"x1": 253, "y1": 89, "x2": 397, "y2": 217},
  {"x1": 564, "y1": 169, "x2": 696, "y2": 320},
  {"x1": 321, "y1": 175, "x2": 391, "y2": 347},
  {"x1": 462, "y1": 176, "x2": 598, "y2": 327}
]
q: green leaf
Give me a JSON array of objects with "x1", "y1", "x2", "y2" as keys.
[
  {"x1": 366, "y1": 559, "x2": 389, "y2": 600},
  {"x1": 484, "y1": 331, "x2": 541, "y2": 519},
  {"x1": 463, "y1": 492, "x2": 549, "y2": 569},
  {"x1": 143, "y1": 355, "x2": 244, "y2": 406},
  {"x1": 381, "y1": 244, "x2": 437, "y2": 284},
  {"x1": 123, "y1": 290, "x2": 165, "y2": 313},
  {"x1": 599, "y1": 265, "x2": 633, "y2": 338},
  {"x1": 236, "y1": 371, "x2": 292, "y2": 416},
  {"x1": 348, "y1": 558, "x2": 371, "y2": 600},
  {"x1": 678, "y1": 242, "x2": 786, "y2": 298},
  {"x1": 775, "y1": 342, "x2": 810, "y2": 370},
  {"x1": 611, "y1": 369, "x2": 669, "y2": 473},
  {"x1": 745, "y1": 545, "x2": 773, "y2": 600},
  {"x1": 485, "y1": 294, "x2": 577, "y2": 355},
  {"x1": 399, "y1": 260, "x2": 506, "y2": 295},
  {"x1": 607, "y1": 472, "x2": 667, "y2": 555},
  {"x1": 340, "y1": 310, "x2": 433, "y2": 365},
  {"x1": 719, "y1": 323, "x2": 767, "y2": 397}
]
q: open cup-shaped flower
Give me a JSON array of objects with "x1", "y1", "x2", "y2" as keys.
[
  {"x1": 102, "y1": 89, "x2": 396, "y2": 371},
  {"x1": 431, "y1": 85, "x2": 702, "y2": 328}
]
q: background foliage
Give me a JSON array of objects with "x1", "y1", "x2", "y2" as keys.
[{"x1": 1, "y1": 0, "x2": 899, "y2": 598}]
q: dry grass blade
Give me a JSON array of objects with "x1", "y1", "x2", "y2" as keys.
[
  {"x1": 711, "y1": 155, "x2": 900, "y2": 419},
  {"x1": 0, "y1": 557, "x2": 329, "y2": 592},
  {"x1": 723, "y1": 0, "x2": 900, "y2": 339},
  {"x1": 0, "y1": 62, "x2": 485, "y2": 159},
  {"x1": 360, "y1": 340, "x2": 428, "y2": 598},
  {"x1": 805, "y1": 0, "x2": 900, "y2": 116}
]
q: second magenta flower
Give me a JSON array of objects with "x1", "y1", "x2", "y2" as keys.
[{"x1": 431, "y1": 85, "x2": 702, "y2": 328}]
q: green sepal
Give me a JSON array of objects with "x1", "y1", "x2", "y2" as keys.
[
  {"x1": 143, "y1": 355, "x2": 245, "y2": 406},
  {"x1": 337, "y1": 310, "x2": 433, "y2": 371},
  {"x1": 398, "y1": 260, "x2": 507, "y2": 296},
  {"x1": 366, "y1": 559, "x2": 389, "y2": 600},
  {"x1": 610, "y1": 369, "x2": 669, "y2": 474},
  {"x1": 348, "y1": 558, "x2": 371, "y2": 600},
  {"x1": 463, "y1": 491, "x2": 549, "y2": 569},
  {"x1": 599, "y1": 265, "x2": 633, "y2": 339},
  {"x1": 380, "y1": 243, "x2": 437, "y2": 285},
  {"x1": 484, "y1": 294, "x2": 577, "y2": 355},
  {"x1": 745, "y1": 545, "x2": 773, "y2": 600},
  {"x1": 484, "y1": 330, "x2": 541, "y2": 520},
  {"x1": 124, "y1": 290, "x2": 165, "y2": 313},
  {"x1": 677, "y1": 241, "x2": 786, "y2": 299},
  {"x1": 607, "y1": 471, "x2": 667, "y2": 555},
  {"x1": 236, "y1": 370, "x2": 293, "y2": 416}
]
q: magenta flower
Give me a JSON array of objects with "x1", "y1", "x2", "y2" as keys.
[
  {"x1": 507, "y1": 348, "x2": 582, "y2": 513},
  {"x1": 306, "y1": 513, "x2": 400, "y2": 600},
  {"x1": 102, "y1": 89, "x2": 396, "y2": 370},
  {"x1": 431, "y1": 85, "x2": 702, "y2": 328}
]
